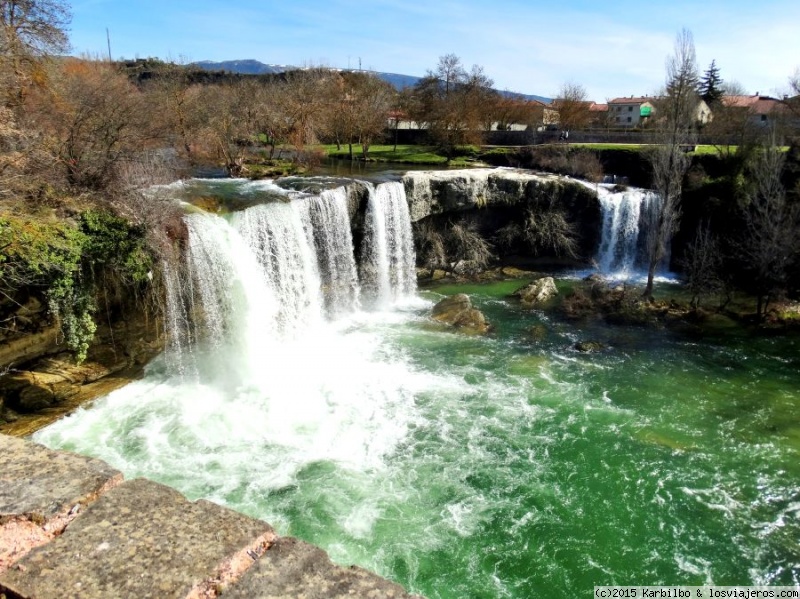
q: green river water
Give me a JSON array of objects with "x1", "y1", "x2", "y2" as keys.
[{"x1": 36, "y1": 278, "x2": 800, "y2": 598}]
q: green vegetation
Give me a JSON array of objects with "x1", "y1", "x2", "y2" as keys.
[
  {"x1": 565, "y1": 143, "x2": 651, "y2": 151},
  {"x1": 322, "y1": 144, "x2": 484, "y2": 166},
  {"x1": 0, "y1": 210, "x2": 153, "y2": 362}
]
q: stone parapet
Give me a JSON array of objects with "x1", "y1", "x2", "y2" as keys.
[{"x1": 0, "y1": 434, "x2": 422, "y2": 599}]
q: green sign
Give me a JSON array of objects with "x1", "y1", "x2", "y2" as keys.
[{"x1": 640, "y1": 105, "x2": 652, "y2": 117}]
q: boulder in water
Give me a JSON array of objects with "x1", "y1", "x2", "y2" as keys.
[
  {"x1": 431, "y1": 294, "x2": 491, "y2": 335},
  {"x1": 512, "y1": 277, "x2": 558, "y2": 307},
  {"x1": 575, "y1": 340, "x2": 605, "y2": 353},
  {"x1": 583, "y1": 273, "x2": 605, "y2": 284},
  {"x1": 501, "y1": 266, "x2": 537, "y2": 279}
]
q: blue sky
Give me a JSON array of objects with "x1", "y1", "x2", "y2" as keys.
[{"x1": 69, "y1": 0, "x2": 800, "y2": 101}]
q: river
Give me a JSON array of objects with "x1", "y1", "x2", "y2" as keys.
[{"x1": 34, "y1": 176, "x2": 800, "y2": 598}]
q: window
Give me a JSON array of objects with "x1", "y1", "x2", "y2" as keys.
[
  {"x1": 628, "y1": 106, "x2": 633, "y2": 112},
  {"x1": 627, "y1": 116, "x2": 632, "y2": 123},
  {"x1": 761, "y1": 114, "x2": 767, "y2": 122}
]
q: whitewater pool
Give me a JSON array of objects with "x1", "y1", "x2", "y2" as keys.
[{"x1": 36, "y1": 279, "x2": 800, "y2": 598}]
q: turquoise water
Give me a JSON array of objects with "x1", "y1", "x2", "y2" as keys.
[{"x1": 36, "y1": 280, "x2": 800, "y2": 598}]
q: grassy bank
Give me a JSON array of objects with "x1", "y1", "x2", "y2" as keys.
[{"x1": 320, "y1": 144, "x2": 485, "y2": 167}]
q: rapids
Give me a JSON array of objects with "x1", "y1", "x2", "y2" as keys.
[{"x1": 34, "y1": 178, "x2": 800, "y2": 598}]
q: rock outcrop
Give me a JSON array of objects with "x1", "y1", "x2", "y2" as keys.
[
  {"x1": 403, "y1": 168, "x2": 574, "y2": 222},
  {"x1": 512, "y1": 277, "x2": 559, "y2": 307},
  {"x1": 0, "y1": 311, "x2": 164, "y2": 432},
  {"x1": 431, "y1": 294, "x2": 490, "y2": 335}
]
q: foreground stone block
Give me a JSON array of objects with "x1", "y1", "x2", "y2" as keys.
[
  {"x1": 222, "y1": 536, "x2": 421, "y2": 599},
  {"x1": 0, "y1": 434, "x2": 122, "y2": 573},
  {"x1": 0, "y1": 478, "x2": 275, "y2": 599}
]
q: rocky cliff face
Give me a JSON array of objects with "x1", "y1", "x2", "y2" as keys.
[
  {"x1": 402, "y1": 168, "x2": 579, "y2": 222},
  {"x1": 403, "y1": 168, "x2": 602, "y2": 267},
  {"x1": 0, "y1": 303, "x2": 165, "y2": 434}
]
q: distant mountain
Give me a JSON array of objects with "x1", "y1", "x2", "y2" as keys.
[
  {"x1": 192, "y1": 59, "x2": 293, "y2": 75},
  {"x1": 193, "y1": 59, "x2": 550, "y2": 103}
]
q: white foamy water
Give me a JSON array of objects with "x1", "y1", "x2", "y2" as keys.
[
  {"x1": 33, "y1": 176, "x2": 800, "y2": 598},
  {"x1": 575, "y1": 181, "x2": 672, "y2": 281},
  {"x1": 37, "y1": 179, "x2": 429, "y2": 501},
  {"x1": 360, "y1": 181, "x2": 417, "y2": 309}
]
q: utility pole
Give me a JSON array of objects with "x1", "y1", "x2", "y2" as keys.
[{"x1": 106, "y1": 28, "x2": 112, "y2": 61}]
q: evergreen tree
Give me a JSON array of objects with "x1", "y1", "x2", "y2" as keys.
[{"x1": 699, "y1": 60, "x2": 724, "y2": 106}]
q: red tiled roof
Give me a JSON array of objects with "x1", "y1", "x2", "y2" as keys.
[
  {"x1": 608, "y1": 96, "x2": 654, "y2": 104},
  {"x1": 720, "y1": 95, "x2": 783, "y2": 115}
]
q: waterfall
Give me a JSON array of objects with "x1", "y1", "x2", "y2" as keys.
[
  {"x1": 161, "y1": 179, "x2": 420, "y2": 375},
  {"x1": 360, "y1": 181, "x2": 417, "y2": 308},
  {"x1": 306, "y1": 187, "x2": 362, "y2": 318},
  {"x1": 595, "y1": 185, "x2": 662, "y2": 277},
  {"x1": 232, "y1": 201, "x2": 324, "y2": 336},
  {"x1": 162, "y1": 258, "x2": 196, "y2": 377},
  {"x1": 182, "y1": 211, "x2": 279, "y2": 379}
]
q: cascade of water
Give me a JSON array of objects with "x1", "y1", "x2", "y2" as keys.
[
  {"x1": 162, "y1": 178, "x2": 422, "y2": 378},
  {"x1": 233, "y1": 201, "x2": 324, "y2": 337},
  {"x1": 306, "y1": 187, "x2": 361, "y2": 317},
  {"x1": 162, "y1": 258, "x2": 196, "y2": 377},
  {"x1": 359, "y1": 181, "x2": 417, "y2": 308},
  {"x1": 183, "y1": 212, "x2": 278, "y2": 376},
  {"x1": 595, "y1": 186, "x2": 660, "y2": 276}
]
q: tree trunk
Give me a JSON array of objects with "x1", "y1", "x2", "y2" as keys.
[{"x1": 643, "y1": 261, "x2": 657, "y2": 300}]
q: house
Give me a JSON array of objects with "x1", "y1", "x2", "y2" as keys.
[
  {"x1": 719, "y1": 94, "x2": 788, "y2": 128},
  {"x1": 608, "y1": 96, "x2": 655, "y2": 127},
  {"x1": 693, "y1": 99, "x2": 713, "y2": 126},
  {"x1": 587, "y1": 102, "x2": 610, "y2": 128}
]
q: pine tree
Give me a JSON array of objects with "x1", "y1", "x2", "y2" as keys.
[{"x1": 699, "y1": 60, "x2": 724, "y2": 106}]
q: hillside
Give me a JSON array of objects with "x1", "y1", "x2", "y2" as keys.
[{"x1": 192, "y1": 59, "x2": 552, "y2": 103}]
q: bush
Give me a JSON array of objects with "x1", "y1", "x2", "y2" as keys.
[{"x1": 0, "y1": 208, "x2": 154, "y2": 362}]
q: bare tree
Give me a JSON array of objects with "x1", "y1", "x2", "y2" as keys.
[
  {"x1": 324, "y1": 72, "x2": 394, "y2": 160},
  {"x1": 720, "y1": 80, "x2": 747, "y2": 97},
  {"x1": 739, "y1": 142, "x2": 799, "y2": 318},
  {"x1": 278, "y1": 68, "x2": 330, "y2": 154},
  {"x1": 143, "y1": 60, "x2": 203, "y2": 161},
  {"x1": 38, "y1": 59, "x2": 152, "y2": 189},
  {"x1": 643, "y1": 28, "x2": 699, "y2": 299},
  {"x1": 409, "y1": 54, "x2": 497, "y2": 162},
  {"x1": 681, "y1": 221, "x2": 722, "y2": 309},
  {"x1": 194, "y1": 81, "x2": 255, "y2": 176},
  {"x1": 785, "y1": 69, "x2": 800, "y2": 122},
  {"x1": 1, "y1": 0, "x2": 70, "y2": 107},
  {"x1": 552, "y1": 82, "x2": 590, "y2": 133},
  {"x1": 491, "y1": 94, "x2": 544, "y2": 131},
  {"x1": 435, "y1": 53, "x2": 466, "y2": 95},
  {"x1": 352, "y1": 73, "x2": 394, "y2": 159}
]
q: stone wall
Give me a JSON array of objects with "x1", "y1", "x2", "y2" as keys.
[{"x1": 0, "y1": 434, "x2": 422, "y2": 599}]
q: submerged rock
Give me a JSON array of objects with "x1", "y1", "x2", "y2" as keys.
[
  {"x1": 529, "y1": 324, "x2": 548, "y2": 342},
  {"x1": 575, "y1": 340, "x2": 605, "y2": 353},
  {"x1": 512, "y1": 277, "x2": 558, "y2": 307},
  {"x1": 431, "y1": 294, "x2": 491, "y2": 335}
]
